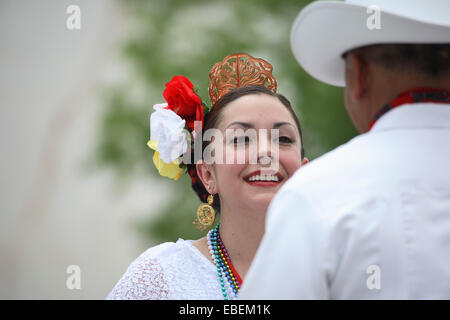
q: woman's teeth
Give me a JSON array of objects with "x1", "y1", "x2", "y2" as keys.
[{"x1": 248, "y1": 175, "x2": 279, "y2": 182}]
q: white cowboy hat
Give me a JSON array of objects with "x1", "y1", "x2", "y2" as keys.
[{"x1": 290, "y1": 0, "x2": 450, "y2": 87}]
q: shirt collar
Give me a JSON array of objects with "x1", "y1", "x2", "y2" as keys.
[{"x1": 370, "y1": 103, "x2": 450, "y2": 132}]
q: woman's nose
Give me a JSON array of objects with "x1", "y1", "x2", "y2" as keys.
[
  {"x1": 257, "y1": 130, "x2": 274, "y2": 165},
  {"x1": 258, "y1": 154, "x2": 273, "y2": 165}
]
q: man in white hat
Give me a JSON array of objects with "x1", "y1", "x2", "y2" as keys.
[{"x1": 240, "y1": 0, "x2": 450, "y2": 299}]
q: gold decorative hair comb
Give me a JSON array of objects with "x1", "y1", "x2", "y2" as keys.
[{"x1": 208, "y1": 53, "x2": 277, "y2": 106}]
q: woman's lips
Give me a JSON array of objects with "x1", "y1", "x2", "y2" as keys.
[{"x1": 244, "y1": 180, "x2": 282, "y2": 187}]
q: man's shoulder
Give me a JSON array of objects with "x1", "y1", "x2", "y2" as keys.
[
  {"x1": 267, "y1": 133, "x2": 391, "y2": 233},
  {"x1": 284, "y1": 133, "x2": 373, "y2": 192}
]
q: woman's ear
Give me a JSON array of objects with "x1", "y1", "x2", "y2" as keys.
[
  {"x1": 196, "y1": 160, "x2": 217, "y2": 194},
  {"x1": 302, "y1": 157, "x2": 309, "y2": 166}
]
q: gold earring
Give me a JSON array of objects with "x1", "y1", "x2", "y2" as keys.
[{"x1": 193, "y1": 194, "x2": 215, "y2": 231}]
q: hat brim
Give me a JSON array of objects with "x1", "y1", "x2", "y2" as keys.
[{"x1": 290, "y1": 1, "x2": 450, "y2": 87}]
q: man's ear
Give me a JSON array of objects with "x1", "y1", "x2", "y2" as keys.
[
  {"x1": 347, "y1": 52, "x2": 370, "y2": 101},
  {"x1": 196, "y1": 160, "x2": 216, "y2": 193}
]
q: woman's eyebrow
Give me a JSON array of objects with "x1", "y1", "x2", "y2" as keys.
[
  {"x1": 226, "y1": 121, "x2": 253, "y2": 129},
  {"x1": 273, "y1": 122, "x2": 297, "y2": 129},
  {"x1": 226, "y1": 121, "x2": 296, "y2": 129}
]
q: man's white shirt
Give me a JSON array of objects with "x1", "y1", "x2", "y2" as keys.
[{"x1": 240, "y1": 103, "x2": 450, "y2": 299}]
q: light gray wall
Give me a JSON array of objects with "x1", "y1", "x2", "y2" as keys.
[{"x1": 0, "y1": 0, "x2": 167, "y2": 299}]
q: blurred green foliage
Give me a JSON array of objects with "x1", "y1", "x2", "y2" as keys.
[{"x1": 93, "y1": 0, "x2": 357, "y2": 245}]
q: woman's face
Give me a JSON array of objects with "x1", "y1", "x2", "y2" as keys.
[{"x1": 203, "y1": 93, "x2": 307, "y2": 214}]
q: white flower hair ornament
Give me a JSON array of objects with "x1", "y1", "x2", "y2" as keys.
[
  {"x1": 147, "y1": 103, "x2": 193, "y2": 181},
  {"x1": 147, "y1": 76, "x2": 208, "y2": 180},
  {"x1": 150, "y1": 103, "x2": 189, "y2": 163}
]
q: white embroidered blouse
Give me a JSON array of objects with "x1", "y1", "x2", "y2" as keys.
[{"x1": 106, "y1": 239, "x2": 227, "y2": 300}]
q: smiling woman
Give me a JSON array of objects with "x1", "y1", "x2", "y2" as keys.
[
  {"x1": 106, "y1": 53, "x2": 308, "y2": 300},
  {"x1": 193, "y1": 86, "x2": 307, "y2": 213}
]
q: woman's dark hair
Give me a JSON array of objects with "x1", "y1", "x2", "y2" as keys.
[{"x1": 186, "y1": 85, "x2": 305, "y2": 213}]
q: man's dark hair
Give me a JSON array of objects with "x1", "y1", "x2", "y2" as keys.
[{"x1": 346, "y1": 44, "x2": 450, "y2": 78}]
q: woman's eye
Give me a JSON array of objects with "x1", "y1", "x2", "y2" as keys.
[
  {"x1": 233, "y1": 136, "x2": 251, "y2": 144},
  {"x1": 277, "y1": 136, "x2": 293, "y2": 144}
]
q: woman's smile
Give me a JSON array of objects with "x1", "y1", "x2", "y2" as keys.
[{"x1": 243, "y1": 170, "x2": 284, "y2": 187}]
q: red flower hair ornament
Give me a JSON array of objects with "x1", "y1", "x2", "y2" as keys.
[
  {"x1": 163, "y1": 76, "x2": 205, "y2": 132},
  {"x1": 147, "y1": 75, "x2": 209, "y2": 180}
]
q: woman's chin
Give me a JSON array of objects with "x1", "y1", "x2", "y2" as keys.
[
  {"x1": 244, "y1": 194, "x2": 276, "y2": 212},
  {"x1": 244, "y1": 182, "x2": 283, "y2": 199}
]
